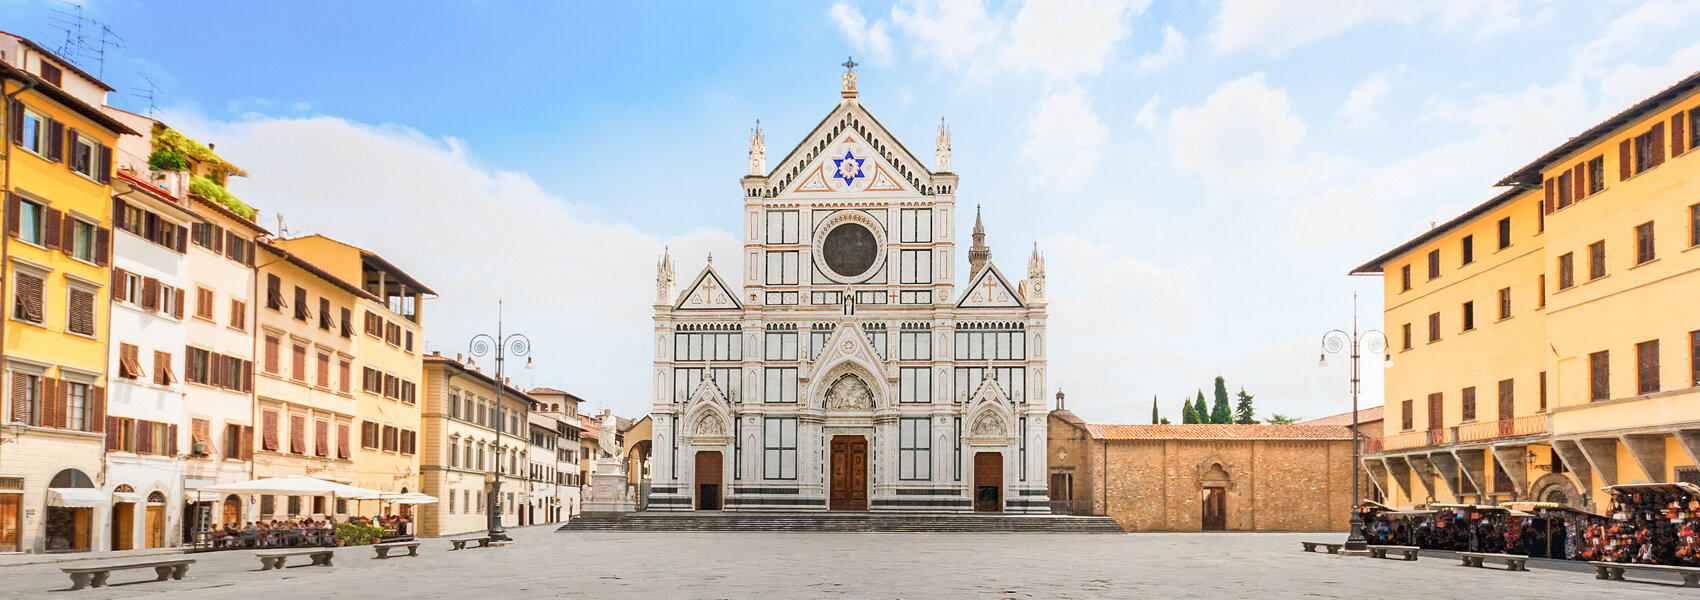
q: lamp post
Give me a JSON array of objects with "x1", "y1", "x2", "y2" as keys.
[
  {"x1": 1318, "y1": 293, "x2": 1388, "y2": 554},
  {"x1": 468, "y1": 301, "x2": 533, "y2": 543}
]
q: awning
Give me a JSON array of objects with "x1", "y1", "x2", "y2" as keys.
[
  {"x1": 47, "y1": 488, "x2": 104, "y2": 507},
  {"x1": 193, "y1": 475, "x2": 383, "y2": 499},
  {"x1": 378, "y1": 491, "x2": 438, "y2": 505},
  {"x1": 1606, "y1": 482, "x2": 1700, "y2": 495},
  {"x1": 111, "y1": 492, "x2": 143, "y2": 504}
]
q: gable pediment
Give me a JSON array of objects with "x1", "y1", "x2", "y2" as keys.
[
  {"x1": 675, "y1": 264, "x2": 742, "y2": 311},
  {"x1": 767, "y1": 102, "x2": 932, "y2": 198},
  {"x1": 803, "y1": 320, "x2": 889, "y2": 385},
  {"x1": 957, "y1": 263, "x2": 1025, "y2": 308}
]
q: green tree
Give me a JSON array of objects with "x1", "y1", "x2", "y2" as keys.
[
  {"x1": 1210, "y1": 376, "x2": 1232, "y2": 424},
  {"x1": 1233, "y1": 388, "x2": 1257, "y2": 424},
  {"x1": 1151, "y1": 396, "x2": 1160, "y2": 425},
  {"x1": 1159, "y1": 417, "x2": 1171, "y2": 425},
  {"x1": 1264, "y1": 414, "x2": 1301, "y2": 425},
  {"x1": 1181, "y1": 398, "x2": 1197, "y2": 424},
  {"x1": 1193, "y1": 391, "x2": 1208, "y2": 425}
]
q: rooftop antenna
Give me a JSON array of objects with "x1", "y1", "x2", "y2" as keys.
[
  {"x1": 128, "y1": 74, "x2": 162, "y2": 117},
  {"x1": 276, "y1": 214, "x2": 292, "y2": 239},
  {"x1": 46, "y1": 1, "x2": 123, "y2": 79}
]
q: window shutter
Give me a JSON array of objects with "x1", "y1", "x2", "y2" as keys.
[
  {"x1": 1543, "y1": 179, "x2": 1554, "y2": 214},
  {"x1": 241, "y1": 425, "x2": 255, "y2": 461},
  {"x1": 262, "y1": 411, "x2": 279, "y2": 451},
  {"x1": 266, "y1": 274, "x2": 282, "y2": 309},
  {"x1": 6, "y1": 193, "x2": 18, "y2": 237},
  {"x1": 173, "y1": 288, "x2": 185, "y2": 320},
  {"x1": 46, "y1": 120, "x2": 64, "y2": 163},
  {"x1": 59, "y1": 214, "x2": 74, "y2": 257},
  {"x1": 41, "y1": 378, "x2": 58, "y2": 429},
  {"x1": 175, "y1": 228, "x2": 186, "y2": 253},
  {"x1": 167, "y1": 423, "x2": 178, "y2": 456},
  {"x1": 315, "y1": 420, "x2": 329, "y2": 457},
  {"x1": 1652, "y1": 122, "x2": 1667, "y2": 166},
  {"x1": 192, "y1": 418, "x2": 214, "y2": 456},
  {"x1": 55, "y1": 379, "x2": 70, "y2": 429},
  {"x1": 142, "y1": 277, "x2": 160, "y2": 311},
  {"x1": 41, "y1": 207, "x2": 61, "y2": 249},
  {"x1": 95, "y1": 227, "x2": 110, "y2": 266},
  {"x1": 213, "y1": 226, "x2": 224, "y2": 254},
  {"x1": 97, "y1": 144, "x2": 112, "y2": 184},
  {"x1": 243, "y1": 360, "x2": 254, "y2": 392},
  {"x1": 337, "y1": 423, "x2": 350, "y2": 459},
  {"x1": 111, "y1": 267, "x2": 126, "y2": 299},
  {"x1": 6, "y1": 100, "x2": 21, "y2": 144},
  {"x1": 90, "y1": 387, "x2": 105, "y2": 433},
  {"x1": 1572, "y1": 164, "x2": 1585, "y2": 202},
  {"x1": 137, "y1": 420, "x2": 153, "y2": 455},
  {"x1": 290, "y1": 415, "x2": 306, "y2": 454},
  {"x1": 105, "y1": 418, "x2": 121, "y2": 451},
  {"x1": 1620, "y1": 139, "x2": 1633, "y2": 180},
  {"x1": 1677, "y1": 114, "x2": 1689, "y2": 156},
  {"x1": 340, "y1": 308, "x2": 353, "y2": 338}
]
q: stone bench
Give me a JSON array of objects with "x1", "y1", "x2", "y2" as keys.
[
  {"x1": 373, "y1": 540, "x2": 421, "y2": 559},
  {"x1": 1457, "y1": 552, "x2": 1528, "y2": 571},
  {"x1": 1367, "y1": 545, "x2": 1420, "y2": 561},
  {"x1": 449, "y1": 536, "x2": 493, "y2": 550},
  {"x1": 255, "y1": 548, "x2": 336, "y2": 570},
  {"x1": 61, "y1": 558, "x2": 194, "y2": 591},
  {"x1": 1590, "y1": 561, "x2": 1700, "y2": 588},
  {"x1": 1300, "y1": 541, "x2": 1342, "y2": 554}
]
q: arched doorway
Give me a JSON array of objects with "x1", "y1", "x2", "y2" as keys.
[
  {"x1": 223, "y1": 495, "x2": 242, "y2": 526},
  {"x1": 144, "y1": 492, "x2": 167, "y2": 549},
  {"x1": 1201, "y1": 464, "x2": 1230, "y2": 531},
  {"x1": 110, "y1": 484, "x2": 136, "y2": 551},
  {"x1": 974, "y1": 452, "x2": 1003, "y2": 513},
  {"x1": 46, "y1": 469, "x2": 95, "y2": 553},
  {"x1": 694, "y1": 451, "x2": 722, "y2": 510}
]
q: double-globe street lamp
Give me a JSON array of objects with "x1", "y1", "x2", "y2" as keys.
[
  {"x1": 468, "y1": 307, "x2": 532, "y2": 543},
  {"x1": 1318, "y1": 294, "x2": 1389, "y2": 553}
]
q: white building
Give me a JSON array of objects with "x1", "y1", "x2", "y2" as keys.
[
  {"x1": 529, "y1": 388, "x2": 584, "y2": 518},
  {"x1": 648, "y1": 66, "x2": 1051, "y2": 513}
]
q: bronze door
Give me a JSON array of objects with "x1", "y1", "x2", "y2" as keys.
[
  {"x1": 974, "y1": 452, "x2": 1002, "y2": 513},
  {"x1": 1202, "y1": 487, "x2": 1226, "y2": 530},
  {"x1": 695, "y1": 451, "x2": 722, "y2": 510},
  {"x1": 830, "y1": 436, "x2": 868, "y2": 511}
]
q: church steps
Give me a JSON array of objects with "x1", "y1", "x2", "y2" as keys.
[{"x1": 556, "y1": 512, "x2": 1124, "y2": 533}]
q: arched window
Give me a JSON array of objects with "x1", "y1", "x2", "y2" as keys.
[
  {"x1": 50, "y1": 469, "x2": 94, "y2": 488},
  {"x1": 146, "y1": 491, "x2": 166, "y2": 504}
]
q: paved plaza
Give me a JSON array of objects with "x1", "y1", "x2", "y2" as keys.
[{"x1": 0, "y1": 525, "x2": 1692, "y2": 599}]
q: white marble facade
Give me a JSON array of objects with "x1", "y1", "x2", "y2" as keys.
[{"x1": 648, "y1": 71, "x2": 1050, "y2": 513}]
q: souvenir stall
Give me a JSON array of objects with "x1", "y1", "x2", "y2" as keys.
[
  {"x1": 1589, "y1": 482, "x2": 1700, "y2": 566},
  {"x1": 1506, "y1": 502, "x2": 1607, "y2": 560}
]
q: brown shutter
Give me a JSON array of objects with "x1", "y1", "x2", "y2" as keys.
[
  {"x1": 290, "y1": 415, "x2": 306, "y2": 454},
  {"x1": 6, "y1": 99, "x2": 21, "y2": 144},
  {"x1": 337, "y1": 423, "x2": 351, "y2": 459},
  {"x1": 41, "y1": 378, "x2": 58, "y2": 429},
  {"x1": 137, "y1": 420, "x2": 153, "y2": 455},
  {"x1": 1677, "y1": 114, "x2": 1689, "y2": 156},
  {"x1": 1652, "y1": 122, "x2": 1667, "y2": 166},
  {"x1": 1573, "y1": 164, "x2": 1585, "y2": 202},
  {"x1": 213, "y1": 226, "x2": 225, "y2": 254},
  {"x1": 243, "y1": 360, "x2": 253, "y2": 392},
  {"x1": 1543, "y1": 179, "x2": 1554, "y2": 214},
  {"x1": 46, "y1": 120, "x2": 64, "y2": 162},
  {"x1": 90, "y1": 387, "x2": 105, "y2": 433},
  {"x1": 11, "y1": 374, "x2": 27, "y2": 423},
  {"x1": 192, "y1": 418, "x2": 210, "y2": 455},
  {"x1": 97, "y1": 144, "x2": 112, "y2": 184},
  {"x1": 1620, "y1": 138, "x2": 1633, "y2": 180},
  {"x1": 6, "y1": 193, "x2": 18, "y2": 237},
  {"x1": 55, "y1": 379, "x2": 70, "y2": 429},
  {"x1": 173, "y1": 288, "x2": 185, "y2": 320},
  {"x1": 142, "y1": 277, "x2": 160, "y2": 311},
  {"x1": 111, "y1": 267, "x2": 126, "y2": 297},
  {"x1": 241, "y1": 425, "x2": 255, "y2": 461},
  {"x1": 41, "y1": 207, "x2": 60, "y2": 249},
  {"x1": 95, "y1": 227, "x2": 110, "y2": 266},
  {"x1": 59, "y1": 213, "x2": 74, "y2": 256},
  {"x1": 105, "y1": 418, "x2": 121, "y2": 451},
  {"x1": 262, "y1": 410, "x2": 279, "y2": 451},
  {"x1": 315, "y1": 420, "x2": 329, "y2": 457},
  {"x1": 167, "y1": 423, "x2": 178, "y2": 456}
]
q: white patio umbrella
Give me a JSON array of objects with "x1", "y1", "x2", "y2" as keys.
[
  {"x1": 379, "y1": 491, "x2": 438, "y2": 505},
  {"x1": 194, "y1": 475, "x2": 384, "y2": 501}
]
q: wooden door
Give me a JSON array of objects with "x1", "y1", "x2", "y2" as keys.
[
  {"x1": 694, "y1": 451, "x2": 722, "y2": 510},
  {"x1": 974, "y1": 452, "x2": 1002, "y2": 513},
  {"x1": 1048, "y1": 472, "x2": 1073, "y2": 514},
  {"x1": 111, "y1": 503, "x2": 134, "y2": 551},
  {"x1": 144, "y1": 505, "x2": 164, "y2": 548},
  {"x1": 0, "y1": 495, "x2": 18, "y2": 553},
  {"x1": 1202, "y1": 487, "x2": 1225, "y2": 530},
  {"x1": 222, "y1": 497, "x2": 241, "y2": 526},
  {"x1": 830, "y1": 436, "x2": 868, "y2": 511}
]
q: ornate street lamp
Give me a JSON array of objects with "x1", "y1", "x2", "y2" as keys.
[
  {"x1": 468, "y1": 301, "x2": 532, "y2": 543},
  {"x1": 1318, "y1": 293, "x2": 1389, "y2": 554}
]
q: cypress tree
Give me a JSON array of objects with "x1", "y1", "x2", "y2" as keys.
[
  {"x1": 1181, "y1": 399, "x2": 1197, "y2": 424},
  {"x1": 1151, "y1": 396, "x2": 1160, "y2": 425},
  {"x1": 1210, "y1": 376, "x2": 1232, "y2": 424},
  {"x1": 1234, "y1": 388, "x2": 1257, "y2": 424},
  {"x1": 1193, "y1": 391, "x2": 1208, "y2": 425}
]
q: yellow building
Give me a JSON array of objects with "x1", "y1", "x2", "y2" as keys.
[
  {"x1": 1, "y1": 47, "x2": 137, "y2": 553},
  {"x1": 1355, "y1": 71, "x2": 1700, "y2": 512},
  {"x1": 269, "y1": 235, "x2": 432, "y2": 506}
]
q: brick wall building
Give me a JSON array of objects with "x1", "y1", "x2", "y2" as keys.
[{"x1": 1048, "y1": 410, "x2": 1356, "y2": 532}]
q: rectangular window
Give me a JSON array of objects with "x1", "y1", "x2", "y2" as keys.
[
  {"x1": 1590, "y1": 350, "x2": 1610, "y2": 401},
  {"x1": 1633, "y1": 129, "x2": 1658, "y2": 174},
  {"x1": 1557, "y1": 253, "x2": 1575, "y2": 290},
  {"x1": 1427, "y1": 393, "x2": 1443, "y2": 431},
  {"x1": 1497, "y1": 379, "x2": 1514, "y2": 422},
  {"x1": 117, "y1": 343, "x2": 143, "y2": 379},
  {"x1": 293, "y1": 286, "x2": 309, "y2": 321},
  {"x1": 900, "y1": 208, "x2": 933, "y2": 243},
  {"x1": 230, "y1": 300, "x2": 247, "y2": 331},
  {"x1": 1401, "y1": 399, "x2": 1413, "y2": 431},
  {"x1": 15, "y1": 198, "x2": 42, "y2": 246},
  {"x1": 1637, "y1": 340, "x2": 1660, "y2": 395},
  {"x1": 1461, "y1": 386, "x2": 1476, "y2": 422},
  {"x1": 899, "y1": 367, "x2": 931, "y2": 403},
  {"x1": 1636, "y1": 221, "x2": 1656, "y2": 265},
  {"x1": 1427, "y1": 312, "x2": 1441, "y2": 342},
  {"x1": 765, "y1": 251, "x2": 799, "y2": 285},
  {"x1": 953, "y1": 327, "x2": 1027, "y2": 361},
  {"x1": 1427, "y1": 250, "x2": 1440, "y2": 280},
  {"x1": 1588, "y1": 241, "x2": 1606, "y2": 280},
  {"x1": 1691, "y1": 203, "x2": 1700, "y2": 249},
  {"x1": 1400, "y1": 264, "x2": 1411, "y2": 292},
  {"x1": 899, "y1": 330, "x2": 932, "y2": 361},
  {"x1": 898, "y1": 418, "x2": 931, "y2": 480},
  {"x1": 66, "y1": 286, "x2": 94, "y2": 335},
  {"x1": 195, "y1": 287, "x2": 215, "y2": 320},
  {"x1": 763, "y1": 367, "x2": 798, "y2": 403},
  {"x1": 1461, "y1": 301, "x2": 1475, "y2": 331},
  {"x1": 1497, "y1": 217, "x2": 1511, "y2": 250},
  {"x1": 69, "y1": 134, "x2": 95, "y2": 178},
  {"x1": 1401, "y1": 323, "x2": 1412, "y2": 350},
  {"x1": 19, "y1": 109, "x2": 43, "y2": 154},
  {"x1": 1587, "y1": 155, "x2": 1605, "y2": 194},
  {"x1": 762, "y1": 417, "x2": 797, "y2": 479},
  {"x1": 1556, "y1": 171, "x2": 1573, "y2": 210},
  {"x1": 763, "y1": 331, "x2": 798, "y2": 361},
  {"x1": 1538, "y1": 274, "x2": 1547, "y2": 308},
  {"x1": 811, "y1": 329, "x2": 832, "y2": 360},
  {"x1": 12, "y1": 270, "x2": 43, "y2": 324},
  {"x1": 862, "y1": 325, "x2": 887, "y2": 361},
  {"x1": 1498, "y1": 288, "x2": 1511, "y2": 321},
  {"x1": 765, "y1": 210, "x2": 800, "y2": 244},
  {"x1": 1539, "y1": 371, "x2": 1548, "y2": 412},
  {"x1": 1460, "y1": 235, "x2": 1474, "y2": 265},
  {"x1": 899, "y1": 249, "x2": 933, "y2": 284},
  {"x1": 1692, "y1": 330, "x2": 1700, "y2": 388},
  {"x1": 69, "y1": 218, "x2": 94, "y2": 261}
]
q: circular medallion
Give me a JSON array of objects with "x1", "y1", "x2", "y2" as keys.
[{"x1": 822, "y1": 223, "x2": 878, "y2": 277}]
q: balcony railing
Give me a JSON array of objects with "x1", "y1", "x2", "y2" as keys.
[{"x1": 1369, "y1": 415, "x2": 1548, "y2": 454}]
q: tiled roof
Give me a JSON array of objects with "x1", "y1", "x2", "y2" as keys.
[
  {"x1": 1083, "y1": 424, "x2": 1354, "y2": 441},
  {"x1": 1300, "y1": 406, "x2": 1385, "y2": 428}
]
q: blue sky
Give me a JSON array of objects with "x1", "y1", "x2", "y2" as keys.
[{"x1": 8, "y1": 0, "x2": 1700, "y2": 423}]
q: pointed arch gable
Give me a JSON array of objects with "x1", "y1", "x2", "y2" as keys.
[
  {"x1": 803, "y1": 320, "x2": 890, "y2": 391},
  {"x1": 674, "y1": 264, "x2": 742, "y2": 311},
  {"x1": 956, "y1": 262, "x2": 1025, "y2": 308},
  {"x1": 766, "y1": 102, "x2": 936, "y2": 198}
]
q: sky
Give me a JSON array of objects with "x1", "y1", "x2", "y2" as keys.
[{"x1": 6, "y1": 0, "x2": 1700, "y2": 424}]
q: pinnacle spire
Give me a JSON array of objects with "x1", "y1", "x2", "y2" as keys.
[{"x1": 969, "y1": 205, "x2": 990, "y2": 280}]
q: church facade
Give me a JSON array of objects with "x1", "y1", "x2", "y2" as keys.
[{"x1": 647, "y1": 66, "x2": 1052, "y2": 513}]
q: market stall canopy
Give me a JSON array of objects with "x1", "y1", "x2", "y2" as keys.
[
  {"x1": 193, "y1": 476, "x2": 383, "y2": 499},
  {"x1": 379, "y1": 491, "x2": 438, "y2": 505},
  {"x1": 1606, "y1": 482, "x2": 1700, "y2": 495},
  {"x1": 47, "y1": 488, "x2": 104, "y2": 507},
  {"x1": 1361, "y1": 500, "x2": 1393, "y2": 511}
]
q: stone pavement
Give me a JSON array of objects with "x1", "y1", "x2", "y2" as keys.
[{"x1": 0, "y1": 525, "x2": 1691, "y2": 599}]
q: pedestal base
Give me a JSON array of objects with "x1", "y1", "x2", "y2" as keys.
[{"x1": 583, "y1": 458, "x2": 636, "y2": 519}]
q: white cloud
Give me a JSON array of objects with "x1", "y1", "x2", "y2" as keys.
[
  {"x1": 1336, "y1": 70, "x2": 1394, "y2": 131},
  {"x1": 157, "y1": 110, "x2": 739, "y2": 419},
  {"x1": 1136, "y1": 24, "x2": 1186, "y2": 71},
  {"x1": 1005, "y1": 0, "x2": 1147, "y2": 81},
  {"x1": 1020, "y1": 86, "x2": 1109, "y2": 184},
  {"x1": 1210, "y1": 0, "x2": 1538, "y2": 57},
  {"x1": 830, "y1": 2, "x2": 894, "y2": 65},
  {"x1": 889, "y1": 0, "x2": 1005, "y2": 70},
  {"x1": 1169, "y1": 72, "x2": 1332, "y2": 192},
  {"x1": 1132, "y1": 94, "x2": 1161, "y2": 130}
]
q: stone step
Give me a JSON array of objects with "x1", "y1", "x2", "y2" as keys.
[{"x1": 556, "y1": 512, "x2": 1125, "y2": 533}]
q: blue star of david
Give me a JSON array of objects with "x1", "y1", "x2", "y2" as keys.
[{"x1": 833, "y1": 151, "x2": 865, "y2": 185}]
